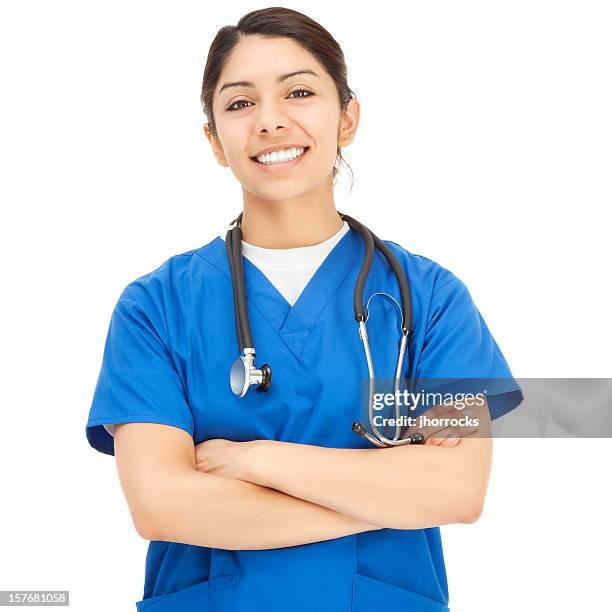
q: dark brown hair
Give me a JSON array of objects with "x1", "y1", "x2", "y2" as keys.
[{"x1": 200, "y1": 7, "x2": 356, "y2": 188}]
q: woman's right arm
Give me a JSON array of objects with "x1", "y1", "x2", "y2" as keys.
[{"x1": 113, "y1": 422, "x2": 382, "y2": 550}]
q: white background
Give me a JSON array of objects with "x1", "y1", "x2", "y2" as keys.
[{"x1": 1, "y1": 1, "x2": 610, "y2": 610}]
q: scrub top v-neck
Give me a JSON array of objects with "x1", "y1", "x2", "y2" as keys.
[{"x1": 85, "y1": 226, "x2": 523, "y2": 611}]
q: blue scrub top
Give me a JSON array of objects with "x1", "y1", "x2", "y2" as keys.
[{"x1": 85, "y1": 228, "x2": 523, "y2": 611}]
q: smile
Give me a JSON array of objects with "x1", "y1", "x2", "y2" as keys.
[{"x1": 250, "y1": 147, "x2": 310, "y2": 171}]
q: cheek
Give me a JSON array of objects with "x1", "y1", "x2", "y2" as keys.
[
  {"x1": 213, "y1": 120, "x2": 247, "y2": 160},
  {"x1": 304, "y1": 108, "x2": 342, "y2": 154},
  {"x1": 226, "y1": 141, "x2": 246, "y2": 165}
]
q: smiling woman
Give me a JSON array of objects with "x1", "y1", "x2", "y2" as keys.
[{"x1": 85, "y1": 6, "x2": 523, "y2": 612}]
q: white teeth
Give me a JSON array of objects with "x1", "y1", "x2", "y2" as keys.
[{"x1": 256, "y1": 147, "x2": 306, "y2": 165}]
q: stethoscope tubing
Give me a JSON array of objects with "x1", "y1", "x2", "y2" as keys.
[
  {"x1": 339, "y1": 213, "x2": 412, "y2": 334},
  {"x1": 226, "y1": 211, "x2": 424, "y2": 447},
  {"x1": 225, "y1": 230, "x2": 244, "y2": 351},
  {"x1": 227, "y1": 214, "x2": 254, "y2": 352}
]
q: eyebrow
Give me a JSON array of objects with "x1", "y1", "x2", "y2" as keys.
[{"x1": 218, "y1": 69, "x2": 319, "y2": 95}]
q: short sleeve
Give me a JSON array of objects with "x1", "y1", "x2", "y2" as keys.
[
  {"x1": 415, "y1": 271, "x2": 523, "y2": 420},
  {"x1": 85, "y1": 295, "x2": 195, "y2": 456}
]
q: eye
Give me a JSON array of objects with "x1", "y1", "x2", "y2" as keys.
[
  {"x1": 226, "y1": 89, "x2": 314, "y2": 112},
  {"x1": 226, "y1": 99, "x2": 252, "y2": 112},
  {"x1": 289, "y1": 88, "x2": 314, "y2": 99}
]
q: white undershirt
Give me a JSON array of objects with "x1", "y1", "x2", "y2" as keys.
[
  {"x1": 102, "y1": 221, "x2": 350, "y2": 437},
  {"x1": 233, "y1": 221, "x2": 350, "y2": 307}
]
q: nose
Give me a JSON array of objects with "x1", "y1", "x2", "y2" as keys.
[
  {"x1": 254, "y1": 100, "x2": 291, "y2": 135},
  {"x1": 256, "y1": 121, "x2": 288, "y2": 136}
]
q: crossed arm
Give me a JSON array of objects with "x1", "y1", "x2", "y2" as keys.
[{"x1": 114, "y1": 401, "x2": 492, "y2": 550}]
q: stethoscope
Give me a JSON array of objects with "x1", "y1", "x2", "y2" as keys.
[{"x1": 225, "y1": 211, "x2": 425, "y2": 447}]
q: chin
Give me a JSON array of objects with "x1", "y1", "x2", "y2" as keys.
[
  {"x1": 242, "y1": 175, "x2": 312, "y2": 200},
  {"x1": 237, "y1": 164, "x2": 333, "y2": 200},
  {"x1": 251, "y1": 186, "x2": 310, "y2": 202}
]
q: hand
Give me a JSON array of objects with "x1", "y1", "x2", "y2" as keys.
[
  {"x1": 194, "y1": 438, "x2": 263, "y2": 480},
  {"x1": 402, "y1": 403, "x2": 481, "y2": 447}
]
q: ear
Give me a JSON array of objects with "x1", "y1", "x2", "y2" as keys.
[
  {"x1": 337, "y1": 97, "x2": 360, "y2": 148},
  {"x1": 203, "y1": 122, "x2": 229, "y2": 167}
]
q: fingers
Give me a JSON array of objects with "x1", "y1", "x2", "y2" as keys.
[
  {"x1": 404, "y1": 405, "x2": 481, "y2": 445},
  {"x1": 425, "y1": 427, "x2": 460, "y2": 446},
  {"x1": 440, "y1": 436, "x2": 460, "y2": 446}
]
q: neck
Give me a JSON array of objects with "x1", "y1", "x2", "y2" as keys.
[{"x1": 238, "y1": 181, "x2": 343, "y2": 248}]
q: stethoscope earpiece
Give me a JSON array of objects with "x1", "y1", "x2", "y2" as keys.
[
  {"x1": 352, "y1": 421, "x2": 425, "y2": 447},
  {"x1": 409, "y1": 432, "x2": 425, "y2": 444}
]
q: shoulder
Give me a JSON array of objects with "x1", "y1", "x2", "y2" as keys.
[
  {"x1": 381, "y1": 239, "x2": 484, "y2": 345},
  {"x1": 381, "y1": 238, "x2": 467, "y2": 299},
  {"x1": 117, "y1": 237, "x2": 219, "y2": 312}
]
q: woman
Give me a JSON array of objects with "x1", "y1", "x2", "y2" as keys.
[{"x1": 85, "y1": 7, "x2": 523, "y2": 611}]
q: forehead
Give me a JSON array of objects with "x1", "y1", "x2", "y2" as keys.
[{"x1": 216, "y1": 35, "x2": 326, "y2": 95}]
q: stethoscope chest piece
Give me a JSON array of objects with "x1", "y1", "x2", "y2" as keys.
[{"x1": 230, "y1": 352, "x2": 272, "y2": 397}]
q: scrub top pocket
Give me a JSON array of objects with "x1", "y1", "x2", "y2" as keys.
[
  {"x1": 351, "y1": 572, "x2": 450, "y2": 612},
  {"x1": 135, "y1": 574, "x2": 235, "y2": 611}
]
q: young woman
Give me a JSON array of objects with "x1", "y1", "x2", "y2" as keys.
[{"x1": 85, "y1": 7, "x2": 523, "y2": 611}]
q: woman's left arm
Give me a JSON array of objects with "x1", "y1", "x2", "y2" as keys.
[{"x1": 198, "y1": 401, "x2": 493, "y2": 530}]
